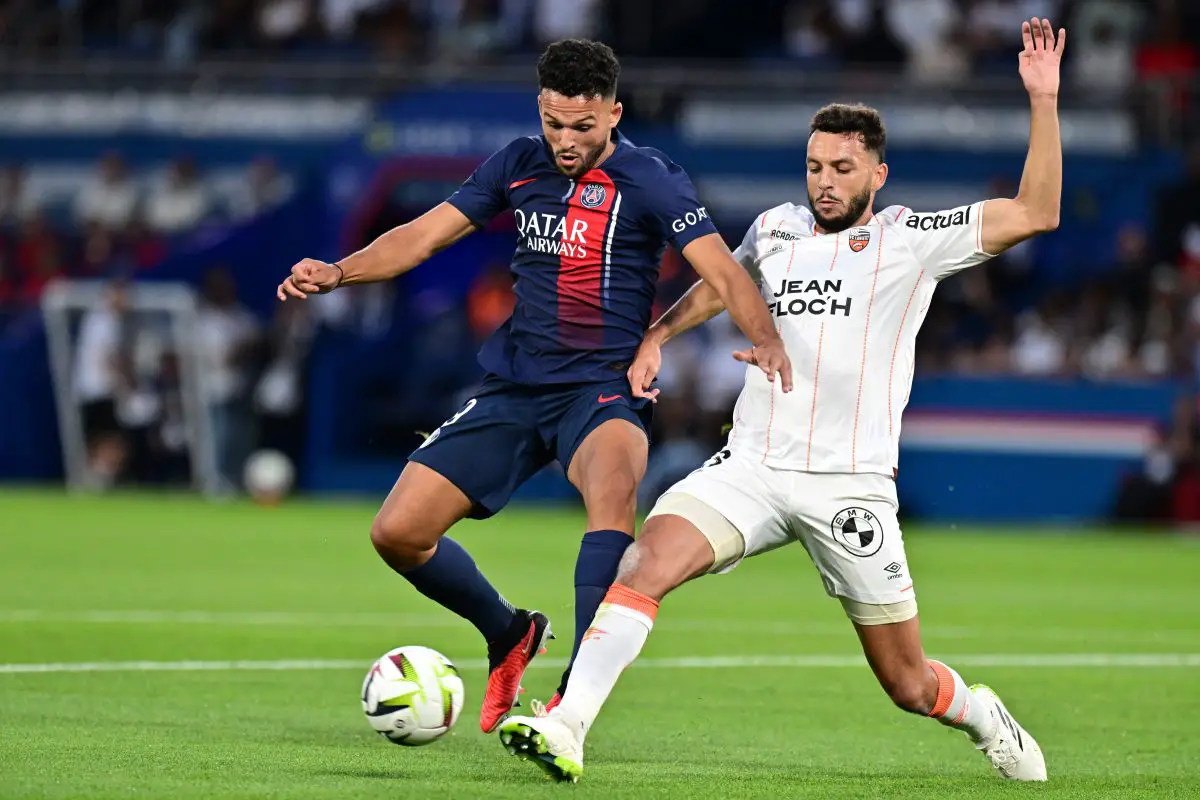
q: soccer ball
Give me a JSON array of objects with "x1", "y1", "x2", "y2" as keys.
[
  {"x1": 361, "y1": 646, "x2": 464, "y2": 746},
  {"x1": 242, "y1": 449, "x2": 295, "y2": 504}
]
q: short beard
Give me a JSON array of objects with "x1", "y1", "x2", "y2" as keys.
[
  {"x1": 809, "y1": 185, "x2": 872, "y2": 233},
  {"x1": 558, "y1": 144, "x2": 605, "y2": 178}
]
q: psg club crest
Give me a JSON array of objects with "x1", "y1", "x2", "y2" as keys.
[
  {"x1": 849, "y1": 229, "x2": 871, "y2": 253},
  {"x1": 580, "y1": 183, "x2": 607, "y2": 208},
  {"x1": 831, "y1": 507, "x2": 884, "y2": 557}
]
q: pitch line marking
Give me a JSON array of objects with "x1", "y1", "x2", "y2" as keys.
[{"x1": 2, "y1": 653, "x2": 1198, "y2": 675}]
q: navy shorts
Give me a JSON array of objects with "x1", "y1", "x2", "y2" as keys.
[{"x1": 408, "y1": 375, "x2": 653, "y2": 518}]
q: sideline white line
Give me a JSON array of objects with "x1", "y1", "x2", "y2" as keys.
[{"x1": 2, "y1": 653, "x2": 1198, "y2": 675}]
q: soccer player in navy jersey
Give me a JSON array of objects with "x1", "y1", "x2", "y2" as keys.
[{"x1": 277, "y1": 38, "x2": 791, "y2": 734}]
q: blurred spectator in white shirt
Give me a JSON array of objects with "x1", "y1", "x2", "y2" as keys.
[
  {"x1": 434, "y1": 0, "x2": 509, "y2": 64},
  {"x1": 783, "y1": 0, "x2": 839, "y2": 65},
  {"x1": 321, "y1": 0, "x2": 387, "y2": 40},
  {"x1": 258, "y1": 0, "x2": 320, "y2": 46},
  {"x1": 1068, "y1": 0, "x2": 1143, "y2": 93},
  {"x1": 532, "y1": 0, "x2": 600, "y2": 45},
  {"x1": 196, "y1": 267, "x2": 261, "y2": 492},
  {"x1": 145, "y1": 158, "x2": 212, "y2": 235},
  {"x1": 73, "y1": 153, "x2": 139, "y2": 230},
  {"x1": 887, "y1": 0, "x2": 960, "y2": 58},
  {"x1": 227, "y1": 157, "x2": 291, "y2": 221},
  {"x1": 1012, "y1": 299, "x2": 1068, "y2": 376},
  {"x1": 73, "y1": 282, "x2": 132, "y2": 488}
]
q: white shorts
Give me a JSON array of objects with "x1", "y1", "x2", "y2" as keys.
[{"x1": 646, "y1": 452, "x2": 916, "y2": 605}]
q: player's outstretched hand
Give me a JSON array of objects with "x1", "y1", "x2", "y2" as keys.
[
  {"x1": 627, "y1": 338, "x2": 662, "y2": 402},
  {"x1": 1018, "y1": 17, "x2": 1065, "y2": 99},
  {"x1": 277, "y1": 258, "x2": 342, "y2": 302},
  {"x1": 732, "y1": 337, "x2": 794, "y2": 393}
]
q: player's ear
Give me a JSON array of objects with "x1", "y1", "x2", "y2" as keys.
[
  {"x1": 609, "y1": 100, "x2": 623, "y2": 127},
  {"x1": 873, "y1": 161, "x2": 888, "y2": 193}
]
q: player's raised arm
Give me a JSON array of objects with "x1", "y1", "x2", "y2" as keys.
[
  {"x1": 276, "y1": 203, "x2": 478, "y2": 301},
  {"x1": 279, "y1": 140, "x2": 517, "y2": 301},
  {"x1": 980, "y1": 18, "x2": 1065, "y2": 255}
]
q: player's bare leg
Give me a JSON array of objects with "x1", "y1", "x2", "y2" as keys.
[
  {"x1": 567, "y1": 419, "x2": 647, "y2": 534},
  {"x1": 371, "y1": 462, "x2": 551, "y2": 733},
  {"x1": 371, "y1": 461, "x2": 473, "y2": 571},
  {"x1": 539, "y1": 419, "x2": 647, "y2": 712},
  {"x1": 853, "y1": 614, "x2": 1047, "y2": 780},
  {"x1": 501, "y1": 512, "x2": 715, "y2": 782}
]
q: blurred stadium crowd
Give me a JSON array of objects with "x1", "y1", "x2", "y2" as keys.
[
  {"x1": 0, "y1": 0, "x2": 1193, "y2": 91},
  {"x1": 1, "y1": 0, "x2": 1199, "y2": 520}
]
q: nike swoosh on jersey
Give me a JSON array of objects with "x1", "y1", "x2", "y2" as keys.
[
  {"x1": 598, "y1": 394, "x2": 623, "y2": 404},
  {"x1": 508, "y1": 177, "x2": 538, "y2": 189}
]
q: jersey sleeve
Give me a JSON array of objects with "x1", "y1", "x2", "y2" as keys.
[
  {"x1": 731, "y1": 215, "x2": 765, "y2": 283},
  {"x1": 895, "y1": 201, "x2": 994, "y2": 280},
  {"x1": 445, "y1": 145, "x2": 512, "y2": 227},
  {"x1": 643, "y1": 159, "x2": 719, "y2": 251}
]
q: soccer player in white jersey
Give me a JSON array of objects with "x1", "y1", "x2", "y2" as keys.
[{"x1": 499, "y1": 18, "x2": 1066, "y2": 784}]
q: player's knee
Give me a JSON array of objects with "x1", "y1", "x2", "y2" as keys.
[
  {"x1": 882, "y1": 673, "x2": 935, "y2": 715},
  {"x1": 370, "y1": 507, "x2": 441, "y2": 567},
  {"x1": 585, "y1": 467, "x2": 639, "y2": 519}
]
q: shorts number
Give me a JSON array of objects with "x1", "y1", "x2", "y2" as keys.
[
  {"x1": 704, "y1": 448, "x2": 731, "y2": 468},
  {"x1": 418, "y1": 398, "x2": 477, "y2": 449}
]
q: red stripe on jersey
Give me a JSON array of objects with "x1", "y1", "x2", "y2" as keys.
[
  {"x1": 888, "y1": 268, "x2": 926, "y2": 440},
  {"x1": 557, "y1": 169, "x2": 617, "y2": 347},
  {"x1": 761, "y1": 241, "x2": 797, "y2": 463},
  {"x1": 798, "y1": 236, "x2": 841, "y2": 469},
  {"x1": 851, "y1": 225, "x2": 885, "y2": 472}
]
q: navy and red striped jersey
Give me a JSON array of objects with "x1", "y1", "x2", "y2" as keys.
[{"x1": 447, "y1": 131, "x2": 717, "y2": 385}]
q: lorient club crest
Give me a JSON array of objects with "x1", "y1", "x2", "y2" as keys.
[
  {"x1": 849, "y1": 229, "x2": 871, "y2": 252},
  {"x1": 580, "y1": 183, "x2": 607, "y2": 208}
]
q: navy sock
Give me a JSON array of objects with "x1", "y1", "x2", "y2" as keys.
[
  {"x1": 402, "y1": 536, "x2": 515, "y2": 643},
  {"x1": 569, "y1": 529, "x2": 634, "y2": 670}
]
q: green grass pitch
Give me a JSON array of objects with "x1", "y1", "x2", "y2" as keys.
[{"x1": 1, "y1": 489, "x2": 1198, "y2": 799}]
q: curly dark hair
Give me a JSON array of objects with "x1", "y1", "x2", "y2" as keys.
[
  {"x1": 537, "y1": 38, "x2": 620, "y2": 100},
  {"x1": 810, "y1": 103, "x2": 887, "y2": 161}
]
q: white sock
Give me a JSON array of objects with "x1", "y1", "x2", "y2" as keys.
[
  {"x1": 555, "y1": 583, "x2": 659, "y2": 738},
  {"x1": 928, "y1": 660, "x2": 997, "y2": 744}
]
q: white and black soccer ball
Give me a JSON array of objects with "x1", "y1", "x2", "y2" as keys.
[{"x1": 361, "y1": 646, "x2": 464, "y2": 746}]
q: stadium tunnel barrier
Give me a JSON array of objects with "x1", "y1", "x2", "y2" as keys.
[{"x1": 896, "y1": 376, "x2": 1181, "y2": 522}]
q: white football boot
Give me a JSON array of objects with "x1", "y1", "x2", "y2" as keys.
[
  {"x1": 498, "y1": 710, "x2": 585, "y2": 783},
  {"x1": 970, "y1": 684, "x2": 1047, "y2": 781}
]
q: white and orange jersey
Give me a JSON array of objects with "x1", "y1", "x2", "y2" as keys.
[{"x1": 725, "y1": 201, "x2": 995, "y2": 476}]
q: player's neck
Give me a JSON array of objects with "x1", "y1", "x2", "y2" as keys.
[
  {"x1": 590, "y1": 137, "x2": 618, "y2": 172},
  {"x1": 814, "y1": 209, "x2": 874, "y2": 236}
]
